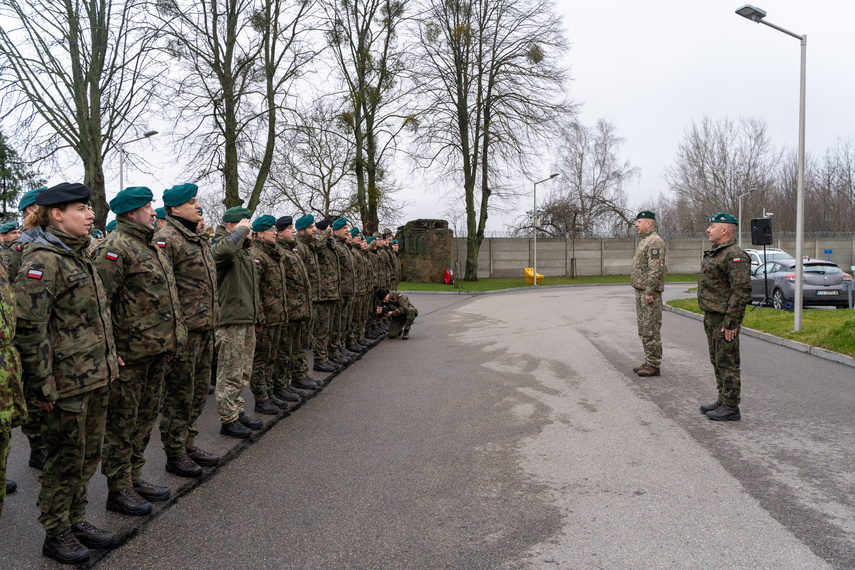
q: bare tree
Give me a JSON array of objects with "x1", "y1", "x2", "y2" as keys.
[
  {"x1": 413, "y1": 0, "x2": 572, "y2": 280},
  {"x1": 0, "y1": 0, "x2": 162, "y2": 226},
  {"x1": 154, "y1": 0, "x2": 316, "y2": 210}
]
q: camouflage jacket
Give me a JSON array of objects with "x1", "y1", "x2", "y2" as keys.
[
  {"x1": 154, "y1": 216, "x2": 219, "y2": 332},
  {"x1": 333, "y1": 236, "x2": 356, "y2": 298},
  {"x1": 0, "y1": 263, "x2": 25, "y2": 432},
  {"x1": 631, "y1": 230, "x2": 666, "y2": 295},
  {"x1": 14, "y1": 227, "x2": 119, "y2": 402},
  {"x1": 697, "y1": 237, "x2": 751, "y2": 329},
  {"x1": 212, "y1": 226, "x2": 259, "y2": 326},
  {"x1": 295, "y1": 233, "x2": 321, "y2": 302},
  {"x1": 93, "y1": 218, "x2": 187, "y2": 362},
  {"x1": 378, "y1": 246, "x2": 393, "y2": 288},
  {"x1": 278, "y1": 237, "x2": 312, "y2": 321},
  {"x1": 367, "y1": 244, "x2": 382, "y2": 288},
  {"x1": 2, "y1": 228, "x2": 38, "y2": 282},
  {"x1": 349, "y1": 242, "x2": 368, "y2": 295},
  {"x1": 384, "y1": 291, "x2": 414, "y2": 318},
  {"x1": 253, "y1": 239, "x2": 287, "y2": 327},
  {"x1": 314, "y1": 233, "x2": 341, "y2": 302}
]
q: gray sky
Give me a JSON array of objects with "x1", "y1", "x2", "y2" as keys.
[{"x1": 20, "y1": 1, "x2": 855, "y2": 232}]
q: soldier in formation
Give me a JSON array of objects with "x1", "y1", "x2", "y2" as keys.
[{"x1": 630, "y1": 211, "x2": 666, "y2": 377}]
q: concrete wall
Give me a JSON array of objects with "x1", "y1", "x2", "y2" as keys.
[{"x1": 451, "y1": 236, "x2": 855, "y2": 279}]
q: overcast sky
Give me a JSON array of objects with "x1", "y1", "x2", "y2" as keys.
[{"x1": 22, "y1": 0, "x2": 855, "y2": 232}]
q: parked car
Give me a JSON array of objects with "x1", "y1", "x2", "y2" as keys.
[
  {"x1": 750, "y1": 258, "x2": 852, "y2": 309},
  {"x1": 744, "y1": 248, "x2": 795, "y2": 268}
]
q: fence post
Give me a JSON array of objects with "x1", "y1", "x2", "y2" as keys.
[{"x1": 600, "y1": 238, "x2": 605, "y2": 275}]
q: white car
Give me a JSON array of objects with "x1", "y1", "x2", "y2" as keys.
[{"x1": 744, "y1": 248, "x2": 794, "y2": 268}]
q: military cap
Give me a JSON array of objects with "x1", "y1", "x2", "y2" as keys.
[
  {"x1": 222, "y1": 207, "x2": 252, "y2": 223},
  {"x1": 162, "y1": 183, "x2": 198, "y2": 207},
  {"x1": 366, "y1": 236, "x2": 376, "y2": 244},
  {"x1": 391, "y1": 240, "x2": 398, "y2": 245},
  {"x1": 110, "y1": 186, "x2": 154, "y2": 215},
  {"x1": 709, "y1": 212, "x2": 739, "y2": 225},
  {"x1": 18, "y1": 186, "x2": 47, "y2": 211},
  {"x1": 372, "y1": 231, "x2": 381, "y2": 238},
  {"x1": 0, "y1": 222, "x2": 19, "y2": 234},
  {"x1": 332, "y1": 217, "x2": 348, "y2": 230},
  {"x1": 295, "y1": 214, "x2": 314, "y2": 230},
  {"x1": 92, "y1": 229, "x2": 104, "y2": 239},
  {"x1": 316, "y1": 218, "x2": 332, "y2": 231},
  {"x1": 155, "y1": 207, "x2": 167, "y2": 219},
  {"x1": 350, "y1": 227, "x2": 360, "y2": 237},
  {"x1": 376, "y1": 288, "x2": 389, "y2": 301},
  {"x1": 252, "y1": 214, "x2": 276, "y2": 232},
  {"x1": 36, "y1": 182, "x2": 90, "y2": 206},
  {"x1": 636, "y1": 211, "x2": 655, "y2": 220},
  {"x1": 275, "y1": 216, "x2": 293, "y2": 231},
  {"x1": 106, "y1": 219, "x2": 117, "y2": 232}
]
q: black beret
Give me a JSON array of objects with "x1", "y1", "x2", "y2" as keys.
[
  {"x1": 376, "y1": 288, "x2": 389, "y2": 301},
  {"x1": 36, "y1": 183, "x2": 91, "y2": 206},
  {"x1": 275, "y1": 216, "x2": 293, "y2": 231},
  {"x1": 316, "y1": 218, "x2": 333, "y2": 231}
]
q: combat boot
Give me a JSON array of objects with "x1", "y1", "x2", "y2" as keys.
[
  {"x1": 631, "y1": 363, "x2": 647, "y2": 373},
  {"x1": 43, "y1": 529, "x2": 90, "y2": 564},
  {"x1": 401, "y1": 329, "x2": 410, "y2": 340},
  {"x1": 254, "y1": 399, "x2": 280, "y2": 415},
  {"x1": 706, "y1": 405, "x2": 741, "y2": 421},
  {"x1": 313, "y1": 361, "x2": 337, "y2": 373},
  {"x1": 106, "y1": 487, "x2": 153, "y2": 516},
  {"x1": 346, "y1": 344, "x2": 365, "y2": 353},
  {"x1": 5, "y1": 479, "x2": 16, "y2": 494},
  {"x1": 71, "y1": 522, "x2": 115, "y2": 549},
  {"x1": 699, "y1": 401, "x2": 722, "y2": 414},
  {"x1": 635, "y1": 364, "x2": 660, "y2": 377},
  {"x1": 221, "y1": 420, "x2": 252, "y2": 438},
  {"x1": 330, "y1": 355, "x2": 350, "y2": 366},
  {"x1": 29, "y1": 448, "x2": 47, "y2": 470},
  {"x1": 273, "y1": 387, "x2": 300, "y2": 402},
  {"x1": 165, "y1": 453, "x2": 203, "y2": 478},
  {"x1": 187, "y1": 447, "x2": 220, "y2": 467},
  {"x1": 133, "y1": 480, "x2": 171, "y2": 502},
  {"x1": 293, "y1": 378, "x2": 319, "y2": 390},
  {"x1": 238, "y1": 413, "x2": 263, "y2": 430}
]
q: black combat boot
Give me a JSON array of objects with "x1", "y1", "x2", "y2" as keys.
[
  {"x1": 699, "y1": 401, "x2": 722, "y2": 414},
  {"x1": 106, "y1": 487, "x2": 153, "y2": 516},
  {"x1": 133, "y1": 480, "x2": 171, "y2": 502},
  {"x1": 43, "y1": 529, "x2": 90, "y2": 564},
  {"x1": 238, "y1": 413, "x2": 263, "y2": 430},
  {"x1": 706, "y1": 405, "x2": 741, "y2": 421},
  {"x1": 71, "y1": 522, "x2": 115, "y2": 549},
  {"x1": 221, "y1": 420, "x2": 252, "y2": 438}
]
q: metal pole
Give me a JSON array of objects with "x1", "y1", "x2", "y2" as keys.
[
  {"x1": 533, "y1": 180, "x2": 537, "y2": 286},
  {"x1": 119, "y1": 142, "x2": 124, "y2": 191},
  {"x1": 738, "y1": 195, "x2": 743, "y2": 250},
  {"x1": 793, "y1": 35, "x2": 806, "y2": 331}
]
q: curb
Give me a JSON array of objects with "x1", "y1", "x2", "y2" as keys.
[
  {"x1": 664, "y1": 304, "x2": 855, "y2": 369},
  {"x1": 404, "y1": 282, "x2": 698, "y2": 296}
]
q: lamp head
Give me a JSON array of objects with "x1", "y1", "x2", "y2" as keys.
[
  {"x1": 736, "y1": 5, "x2": 767, "y2": 22},
  {"x1": 143, "y1": 130, "x2": 158, "y2": 138}
]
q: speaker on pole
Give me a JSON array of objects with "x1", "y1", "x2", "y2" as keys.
[{"x1": 751, "y1": 217, "x2": 772, "y2": 246}]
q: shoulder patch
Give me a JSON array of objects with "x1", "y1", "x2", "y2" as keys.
[
  {"x1": 733, "y1": 257, "x2": 742, "y2": 263},
  {"x1": 156, "y1": 240, "x2": 167, "y2": 248},
  {"x1": 16, "y1": 244, "x2": 22, "y2": 251},
  {"x1": 254, "y1": 259, "x2": 261, "y2": 265},
  {"x1": 651, "y1": 248, "x2": 660, "y2": 258},
  {"x1": 26, "y1": 269, "x2": 43, "y2": 279},
  {"x1": 105, "y1": 251, "x2": 119, "y2": 261}
]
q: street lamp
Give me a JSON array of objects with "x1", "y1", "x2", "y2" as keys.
[
  {"x1": 736, "y1": 4, "x2": 807, "y2": 331},
  {"x1": 533, "y1": 173, "x2": 559, "y2": 287},
  {"x1": 118, "y1": 130, "x2": 158, "y2": 191},
  {"x1": 737, "y1": 187, "x2": 757, "y2": 249}
]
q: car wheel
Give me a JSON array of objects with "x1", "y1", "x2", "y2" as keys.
[{"x1": 772, "y1": 288, "x2": 785, "y2": 310}]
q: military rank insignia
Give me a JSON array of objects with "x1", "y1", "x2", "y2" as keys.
[
  {"x1": 26, "y1": 269, "x2": 43, "y2": 279},
  {"x1": 105, "y1": 252, "x2": 119, "y2": 261}
]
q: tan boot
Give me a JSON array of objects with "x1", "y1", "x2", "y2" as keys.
[
  {"x1": 632, "y1": 362, "x2": 647, "y2": 373},
  {"x1": 636, "y1": 364, "x2": 660, "y2": 377}
]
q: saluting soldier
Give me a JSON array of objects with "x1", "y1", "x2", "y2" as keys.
[
  {"x1": 314, "y1": 219, "x2": 345, "y2": 369},
  {"x1": 365, "y1": 236, "x2": 384, "y2": 338},
  {"x1": 294, "y1": 215, "x2": 327, "y2": 383},
  {"x1": 14, "y1": 183, "x2": 119, "y2": 564},
  {"x1": 0, "y1": 260, "x2": 25, "y2": 518},
  {"x1": 347, "y1": 228, "x2": 370, "y2": 351},
  {"x1": 698, "y1": 213, "x2": 751, "y2": 422},
  {"x1": 94, "y1": 187, "x2": 187, "y2": 516},
  {"x1": 156, "y1": 183, "x2": 220, "y2": 477},
  {"x1": 631, "y1": 211, "x2": 666, "y2": 377},
  {"x1": 331, "y1": 218, "x2": 361, "y2": 360}
]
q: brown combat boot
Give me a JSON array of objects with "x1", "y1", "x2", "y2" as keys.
[
  {"x1": 632, "y1": 363, "x2": 647, "y2": 373},
  {"x1": 636, "y1": 364, "x2": 660, "y2": 377}
]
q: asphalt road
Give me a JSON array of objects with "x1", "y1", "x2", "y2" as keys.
[{"x1": 2, "y1": 284, "x2": 852, "y2": 569}]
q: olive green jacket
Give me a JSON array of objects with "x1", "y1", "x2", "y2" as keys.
[
  {"x1": 212, "y1": 226, "x2": 259, "y2": 326},
  {"x1": 697, "y1": 238, "x2": 751, "y2": 329}
]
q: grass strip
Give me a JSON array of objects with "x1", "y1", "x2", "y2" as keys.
[
  {"x1": 400, "y1": 274, "x2": 699, "y2": 292},
  {"x1": 667, "y1": 298, "x2": 855, "y2": 358}
]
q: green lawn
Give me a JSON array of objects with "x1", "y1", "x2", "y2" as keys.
[
  {"x1": 667, "y1": 298, "x2": 855, "y2": 357},
  {"x1": 399, "y1": 274, "x2": 700, "y2": 292}
]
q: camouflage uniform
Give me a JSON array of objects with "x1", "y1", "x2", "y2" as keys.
[
  {"x1": 332, "y1": 235, "x2": 356, "y2": 355},
  {"x1": 212, "y1": 226, "x2": 259, "y2": 424},
  {"x1": 275, "y1": 237, "x2": 312, "y2": 386},
  {"x1": 312, "y1": 232, "x2": 340, "y2": 363},
  {"x1": 631, "y1": 229, "x2": 666, "y2": 368},
  {"x1": 156, "y1": 216, "x2": 219, "y2": 458},
  {"x1": 698, "y1": 237, "x2": 751, "y2": 407},
  {"x1": 0, "y1": 263, "x2": 25, "y2": 519},
  {"x1": 295, "y1": 233, "x2": 321, "y2": 355},
  {"x1": 14, "y1": 227, "x2": 119, "y2": 536},
  {"x1": 93, "y1": 218, "x2": 187, "y2": 492},
  {"x1": 251, "y1": 239, "x2": 287, "y2": 403},
  {"x1": 348, "y1": 241, "x2": 368, "y2": 345},
  {"x1": 383, "y1": 291, "x2": 418, "y2": 338}
]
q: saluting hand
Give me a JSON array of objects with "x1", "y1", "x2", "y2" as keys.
[{"x1": 236, "y1": 218, "x2": 252, "y2": 231}]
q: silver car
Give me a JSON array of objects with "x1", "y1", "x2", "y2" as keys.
[{"x1": 750, "y1": 258, "x2": 852, "y2": 309}]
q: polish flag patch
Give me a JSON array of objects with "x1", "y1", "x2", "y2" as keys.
[
  {"x1": 254, "y1": 259, "x2": 260, "y2": 265},
  {"x1": 27, "y1": 269, "x2": 42, "y2": 279},
  {"x1": 156, "y1": 240, "x2": 167, "y2": 248},
  {"x1": 16, "y1": 244, "x2": 22, "y2": 251},
  {"x1": 105, "y1": 251, "x2": 119, "y2": 261},
  {"x1": 733, "y1": 257, "x2": 742, "y2": 263}
]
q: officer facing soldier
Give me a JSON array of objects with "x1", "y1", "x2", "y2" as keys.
[{"x1": 631, "y1": 211, "x2": 666, "y2": 377}]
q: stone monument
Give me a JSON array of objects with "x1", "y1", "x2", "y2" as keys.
[{"x1": 396, "y1": 219, "x2": 453, "y2": 283}]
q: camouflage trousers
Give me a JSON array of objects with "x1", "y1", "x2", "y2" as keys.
[
  {"x1": 274, "y1": 320, "x2": 307, "y2": 388},
  {"x1": 21, "y1": 379, "x2": 45, "y2": 452},
  {"x1": 215, "y1": 324, "x2": 256, "y2": 424},
  {"x1": 313, "y1": 301, "x2": 335, "y2": 362},
  {"x1": 331, "y1": 297, "x2": 353, "y2": 354},
  {"x1": 102, "y1": 356, "x2": 167, "y2": 492},
  {"x1": 388, "y1": 306, "x2": 418, "y2": 338},
  {"x1": 703, "y1": 312, "x2": 742, "y2": 407},
  {"x1": 251, "y1": 324, "x2": 282, "y2": 402},
  {"x1": 0, "y1": 429, "x2": 8, "y2": 520},
  {"x1": 635, "y1": 290, "x2": 663, "y2": 367},
  {"x1": 160, "y1": 330, "x2": 214, "y2": 457},
  {"x1": 348, "y1": 294, "x2": 368, "y2": 345},
  {"x1": 38, "y1": 386, "x2": 108, "y2": 536}
]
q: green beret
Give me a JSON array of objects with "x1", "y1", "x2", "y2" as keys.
[
  {"x1": 709, "y1": 212, "x2": 739, "y2": 225},
  {"x1": 162, "y1": 183, "x2": 198, "y2": 207},
  {"x1": 366, "y1": 236, "x2": 376, "y2": 244},
  {"x1": 636, "y1": 211, "x2": 655, "y2": 220},
  {"x1": 350, "y1": 227, "x2": 360, "y2": 237},
  {"x1": 0, "y1": 222, "x2": 19, "y2": 234},
  {"x1": 223, "y1": 207, "x2": 252, "y2": 223},
  {"x1": 155, "y1": 207, "x2": 166, "y2": 219},
  {"x1": 18, "y1": 186, "x2": 47, "y2": 211},
  {"x1": 391, "y1": 240, "x2": 398, "y2": 245},
  {"x1": 332, "y1": 217, "x2": 348, "y2": 230},
  {"x1": 252, "y1": 215, "x2": 276, "y2": 232},
  {"x1": 91, "y1": 229, "x2": 103, "y2": 239},
  {"x1": 106, "y1": 219, "x2": 117, "y2": 232},
  {"x1": 295, "y1": 214, "x2": 314, "y2": 230},
  {"x1": 110, "y1": 186, "x2": 154, "y2": 215}
]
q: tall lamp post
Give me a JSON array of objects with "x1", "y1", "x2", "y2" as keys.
[
  {"x1": 118, "y1": 130, "x2": 158, "y2": 190},
  {"x1": 533, "y1": 173, "x2": 559, "y2": 287},
  {"x1": 737, "y1": 187, "x2": 757, "y2": 249},
  {"x1": 736, "y1": 4, "x2": 806, "y2": 332}
]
